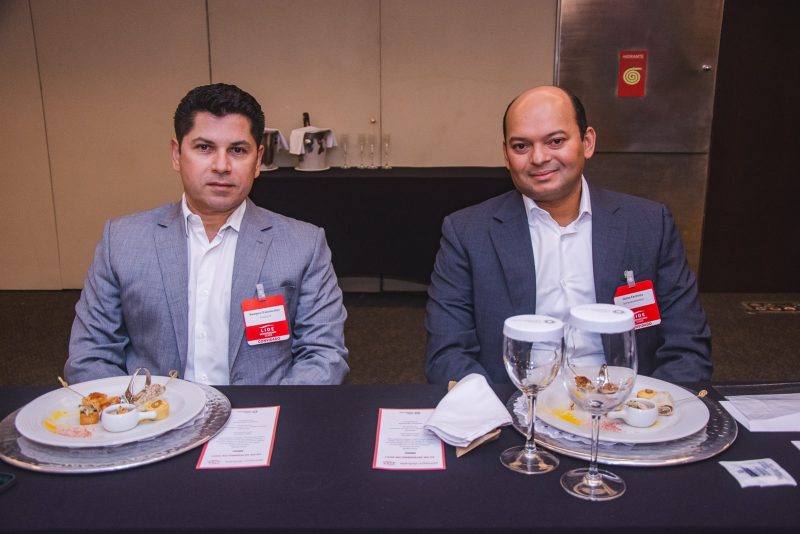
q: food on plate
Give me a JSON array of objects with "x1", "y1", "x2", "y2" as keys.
[
  {"x1": 625, "y1": 399, "x2": 652, "y2": 410},
  {"x1": 575, "y1": 376, "x2": 594, "y2": 392},
  {"x1": 637, "y1": 388, "x2": 675, "y2": 416},
  {"x1": 142, "y1": 399, "x2": 170, "y2": 421},
  {"x1": 599, "y1": 382, "x2": 620, "y2": 394},
  {"x1": 79, "y1": 392, "x2": 121, "y2": 425},
  {"x1": 132, "y1": 383, "x2": 167, "y2": 407}
]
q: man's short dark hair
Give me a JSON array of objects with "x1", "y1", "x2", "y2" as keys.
[
  {"x1": 174, "y1": 83, "x2": 265, "y2": 146},
  {"x1": 502, "y1": 87, "x2": 589, "y2": 140}
]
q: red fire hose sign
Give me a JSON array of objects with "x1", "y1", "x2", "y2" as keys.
[{"x1": 618, "y1": 50, "x2": 647, "y2": 97}]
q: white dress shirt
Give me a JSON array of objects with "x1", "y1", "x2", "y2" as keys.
[
  {"x1": 523, "y1": 177, "x2": 604, "y2": 365},
  {"x1": 182, "y1": 195, "x2": 246, "y2": 385}
]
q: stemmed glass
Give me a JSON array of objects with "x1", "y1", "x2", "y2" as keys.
[
  {"x1": 560, "y1": 304, "x2": 637, "y2": 501},
  {"x1": 500, "y1": 315, "x2": 564, "y2": 474},
  {"x1": 357, "y1": 134, "x2": 366, "y2": 168},
  {"x1": 381, "y1": 134, "x2": 392, "y2": 169},
  {"x1": 367, "y1": 134, "x2": 377, "y2": 168},
  {"x1": 339, "y1": 134, "x2": 350, "y2": 169}
]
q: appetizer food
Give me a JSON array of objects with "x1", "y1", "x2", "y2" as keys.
[
  {"x1": 143, "y1": 399, "x2": 170, "y2": 421},
  {"x1": 636, "y1": 388, "x2": 675, "y2": 416},
  {"x1": 79, "y1": 392, "x2": 121, "y2": 425},
  {"x1": 132, "y1": 383, "x2": 167, "y2": 407}
]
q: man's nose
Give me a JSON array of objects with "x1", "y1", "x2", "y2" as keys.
[
  {"x1": 211, "y1": 150, "x2": 231, "y2": 173},
  {"x1": 529, "y1": 144, "x2": 549, "y2": 166}
]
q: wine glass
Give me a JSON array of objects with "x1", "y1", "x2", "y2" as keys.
[
  {"x1": 357, "y1": 134, "x2": 366, "y2": 168},
  {"x1": 367, "y1": 134, "x2": 377, "y2": 168},
  {"x1": 500, "y1": 315, "x2": 564, "y2": 475},
  {"x1": 339, "y1": 133, "x2": 350, "y2": 169},
  {"x1": 560, "y1": 304, "x2": 637, "y2": 501},
  {"x1": 381, "y1": 133, "x2": 392, "y2": 169}
]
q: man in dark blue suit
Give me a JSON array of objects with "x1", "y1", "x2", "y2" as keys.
[{"x1": 425, "y1": 86, "x2": 711, "y2": 384}]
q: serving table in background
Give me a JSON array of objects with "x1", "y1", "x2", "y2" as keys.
[
  {"x1": 1, "y1": 384, "x2": 798, "y2": 531},
  {"x1": 249, "y1": 167, "x2": 514, "y2": 284}
]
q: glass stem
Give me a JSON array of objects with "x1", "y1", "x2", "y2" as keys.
[
  {"x1": 524, "y1": 393, "x2": 537, "y2": 454},
  {"x1": 587, "y1": 413, "x2": 601, "y2": 481}
]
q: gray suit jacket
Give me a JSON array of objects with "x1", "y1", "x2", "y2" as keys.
[
  {"x1": 425, "y1": 187, "x2": 711, "y2": 384},
  {"x1": 66, "y1": 198, "x2": 349, "y2": 385}
]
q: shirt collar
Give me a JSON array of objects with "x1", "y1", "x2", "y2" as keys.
[
  {"x1": 523, "y1": 175, "x2": 592, "y2": 225},
  {"x1": 181, "y1": 194, "x2": 247, "y2": 237}
]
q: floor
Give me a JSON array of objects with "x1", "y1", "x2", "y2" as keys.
[{"x1": 0, "y1": 291, "x2": 798, "y2": 386}]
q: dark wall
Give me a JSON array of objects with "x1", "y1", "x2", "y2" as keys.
[{"x1": 700, "y1": 0, "x2": 800, "y2": 291}]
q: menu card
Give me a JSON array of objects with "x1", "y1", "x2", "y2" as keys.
[
  {"x1": 197, "y1": 406, "x2": 279, "y2": 469},
  {"x1": 373, "y1": 408, "x2": 446, "y2": 470}
]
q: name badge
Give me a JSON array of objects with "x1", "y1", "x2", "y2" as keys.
[
  {"x1": 613, "y1": 280, "x2": 661, "y2": 329},
  {"x1": 241, "y1": 295, "x2": 291, "y2": 345}
]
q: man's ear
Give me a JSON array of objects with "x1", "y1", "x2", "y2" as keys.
[
  {"x1": 582, "y1": 127, "x2": 596, "y2": 159},
  {"x1": 254, "y1": 144, "x2": 265, "y2": 178},
  {"x1": 171, "y1": 139, "x2": 181, "y2": 172}
]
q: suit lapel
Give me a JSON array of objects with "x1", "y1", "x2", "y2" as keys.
[
  {"x1": 228, "y1": 199, "x2": 274, "y2": 368},
  {"x1": 155, "y1": 203, "x2": 190, "y2": 370},
  {"x1": 489, "y1": 192, "x2": 537, "y2": 313},
  {"x1": 590, "y1": 187, "x2": 627, "y2": 304}
]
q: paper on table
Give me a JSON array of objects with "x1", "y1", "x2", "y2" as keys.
[
  {"x1": 196, "y1": 407, "x2": 279, "y2": 469},
  {"x1": 720, "y1": 393, "x2": 800, "y2": 432},
  {"x1": 373, "y1": 408, "x2": 445, "y2": 470}
]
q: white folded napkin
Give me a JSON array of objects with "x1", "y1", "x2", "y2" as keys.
[
  {"x1": 424, "y1": 373, "x2": 513, "y2": 447},
  {"x1": 720, "y1": 393, "x2": 800, "y2": 431},
  {"x1": 264, "y1": 128, "x2": 289, "y2": 150},
  {"x1": 288, "y1": 126, "x2": 337, "y2": 155}
]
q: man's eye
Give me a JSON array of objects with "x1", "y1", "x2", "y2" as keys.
[
  {"x1": 549, "y1": 138, "x2": 565, "y2": 147},
  {"x1": 511, "y1": 143, "x2": 528, "y2": 151},
  {"x1": 196, "y1": 144, "x2": 210, "y2": 151},
  {"x1": 231, "y1": 147, "x2": 247, "y2": 155}
]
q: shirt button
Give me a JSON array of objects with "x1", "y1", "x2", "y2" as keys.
[
  {"x1": 198, "y1": 331, "x2": 207, "y2": 339},
  {"x1": 560, "y1": 279, "x2": 568, "y2": 288},
  {"x1": 201, "y1": 289, "x2": 209, "y2": 297},
  {"x1": 201, "y1": 374, "x2": 208, "y2": 382}
]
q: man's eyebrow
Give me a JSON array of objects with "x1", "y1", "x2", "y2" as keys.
[{"x1": 189, "y1": 136, "x2": 215, "y2": 145}]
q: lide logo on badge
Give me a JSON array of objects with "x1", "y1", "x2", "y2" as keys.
[
  {"x1": 241, "y1": 294, "x2": 290, "y2": 345},
  {"x1": 614, "y1": 279, "x2": 661, "y2": 330}
]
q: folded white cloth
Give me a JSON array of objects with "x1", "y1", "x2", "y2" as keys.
[
  {"x1": 424, "y1": 374, "x2": 513, "y2": 447},
  {"x1": 288, "y1": 126, "x2": 337, "y2": 155},
  {"x1": 264, "y1": 128, "x2": 289, "y2": 151},
  {"x1": 720, "y1": 393, "x2": 800, "y2": 432}
]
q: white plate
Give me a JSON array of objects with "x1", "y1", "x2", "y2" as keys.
[
  {"x1": 537, "y1": 375, "x2": 710, "y2": 444},
  {"x1": 14, "y1": 376, "x2": 206, "y2": 448}
]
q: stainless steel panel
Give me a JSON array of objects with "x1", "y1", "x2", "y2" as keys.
[
  {"x1": 557, "y1": 0, "x2": 723, "y2": 153},
  {"x1": 586, "y1": 153, "x2": 708, "y2": 272}
]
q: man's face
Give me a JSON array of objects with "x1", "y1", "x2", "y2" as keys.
[
  {"x1": 503, "y1": 88, "x2": 595, "y2": 209},
  {"x1": 171, "y1": 111, "x2": 264, "y2": 219}
]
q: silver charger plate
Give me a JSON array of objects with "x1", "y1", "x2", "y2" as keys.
[
  {"x1": 506, "y1": 389, "x2": 737, "y2": 466},
  {"x1": 0, "y1": 384, "x2": 231, "y2": 474}
]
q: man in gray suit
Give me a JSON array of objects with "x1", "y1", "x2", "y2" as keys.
[
  {"x1": 66, "y1": 83, "x2": 348, "y2": 385},
  {"x1": 425, "y1": 86, "x2": 711, "y2": 384}
]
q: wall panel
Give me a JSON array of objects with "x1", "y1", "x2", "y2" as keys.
[
  {"x1": 209, "y1": 0, "x2": 380, "y2": 169},
  {"x1": 381, "y1": 0, "x2": 557, "y2": 166},
  {"x1": 31, "y1": 0, "x2": 209, "y2": 287},
  {"x1": 0, "y1": 0, "x2": 62, "y2": 288}
]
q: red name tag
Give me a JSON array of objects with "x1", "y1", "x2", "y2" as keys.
[
  {"x1": 241, "y1": 295, "x2": 291, "y2": 345},
  {"x1": 613, "y1": 280, "x2": 661, "y2": 329}
]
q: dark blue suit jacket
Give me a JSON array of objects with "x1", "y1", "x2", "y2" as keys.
[{"x1": 424, "y1": 186, "x2": 712, "y2": 384}]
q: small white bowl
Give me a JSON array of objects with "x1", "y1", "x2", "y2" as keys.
[
  {"x1": 101, "y1": 403, "x2": 157, "y2": 433},
  {"x1": 607, "y1": 398, "x2": 658, "y2": 428}
]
